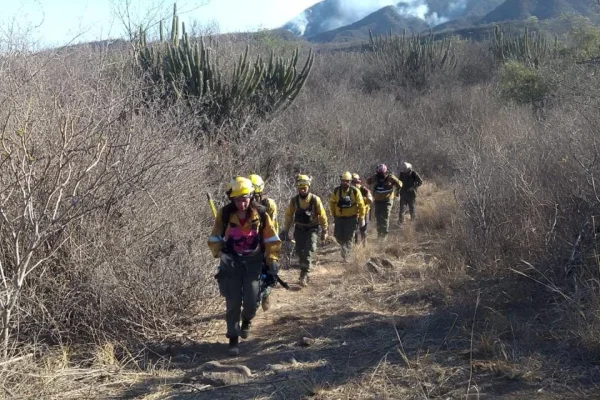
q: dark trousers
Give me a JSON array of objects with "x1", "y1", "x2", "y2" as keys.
[{"x1": 217, "y1": 252, "x2": 263, "y2": 338}]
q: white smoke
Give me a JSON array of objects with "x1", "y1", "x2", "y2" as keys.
[
  {"x1": 448, "y1": 0, "x2": 468, "y2": 13},
  {"x1": 284, "y1": 0, "x2": 462, "y2": 37}
]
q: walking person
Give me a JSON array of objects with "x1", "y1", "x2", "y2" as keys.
[
  {"x1": 280, "y1": 174, "x2": 328, "y2": 287},
  {"x1": 366, "y1": 164, "x2": 402, "y2": 238},
  {"x1": 352, "y1": 173, "x2": 373, "y2": 245},
  {"x1": 398, "y1": 162, "x2": 423, "y2": 224},
  {"x1": 329, "y1": 171, "x2": 366, "y2": 261},
  {"x1": 248, "y1": 174, "x2": 279, "y2": 310},
  {"x1": 208, "y1": 177, "x2": 281, "y2": 356}
]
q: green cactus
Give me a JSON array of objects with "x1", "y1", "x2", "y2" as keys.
[
  {"x1": 134, "y1": 3, "x2": 314, "y2": 127},
  {"x1": 367, "y1": 29, "x2": 456, "y2": 89},
  {"x1": 491, "y1": 25, "x2": 553, "y2": 68}
]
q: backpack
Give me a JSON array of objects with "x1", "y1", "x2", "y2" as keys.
[
  {"x1": 335, "y1": 186, "x2": 360, "y2": 211},
  {"x1": 294, "y1": 194, "x2": 317, "y2": 224}
]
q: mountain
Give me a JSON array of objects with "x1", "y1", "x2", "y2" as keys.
[
  {"x1": 479, "y1": 0, "x2": 596, "y2": 24},
  {"x1": 283, "y1": 0, "x2": 505, "y2": 39},
  {"x1": 308, "y1": 6, "x2": 428, "y2": 43}
]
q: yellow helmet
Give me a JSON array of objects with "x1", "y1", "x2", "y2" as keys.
[
  {"x1": 229, "y1": 177, "x2": 254, "y2": 199},
  {"x1": 340, "y1": 171, "x2": 352, "y2": 181},
  {"x1": 248, "y1": 174, "x2": 265, "y2": 193},
  {"x1": 351, "y1": 173, "x2": 361, "y2": 183},
  {"x1": 296, "y1": 174, "x2": 312, "y2": 187}
]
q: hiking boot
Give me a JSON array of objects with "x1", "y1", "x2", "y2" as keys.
[
  {"x1": 261, "y1": 294, "x2": 271, "y2": 311},
  {"x1": 240, "y1": 320, "x2": 251, "y2": 339},
  {"x1": 228, "y1": 337, "x2": 239, "y2": 356},
  {"x1": 300, "y1": 275, "x2": 308, "y2": 287},
  {"x1": 299, "y1": 271, "x2": 309, "y2": 287}
]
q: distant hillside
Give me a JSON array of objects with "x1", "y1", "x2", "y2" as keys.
[
  {"x1": 480, "y1": 0, "x2": 596, "y2": 24},
  {"x1": 308, "y1": 6, "x2": 427, "y2": 43},
  {"x1": 424, "y1": 0, "x2": 505, "y2": 20}
]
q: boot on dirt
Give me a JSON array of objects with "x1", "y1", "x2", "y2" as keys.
[
  {"x1": 261, "y1": 293, "x2": 271, "y2": 311},
  {"x1": 299, "y1": 270, "x2": 309, "y2": 287},
  {"x1": 240, "y1": 320, "x2": 251, "y2": 339},
  {"x1": 228, "y1": 336, "x2": 239, "y2": 356}
]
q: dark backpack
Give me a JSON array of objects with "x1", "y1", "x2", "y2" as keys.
[
  {"x1": 335, "y1": 186, "x2": 359, "y2": 211},
  {"x1": 294, "y1": 194, "x2": 317, "y2": 224}
]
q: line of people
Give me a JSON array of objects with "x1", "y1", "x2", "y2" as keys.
[{"x1": 207, "y1": 163, "x2": 422, "y2": 355}]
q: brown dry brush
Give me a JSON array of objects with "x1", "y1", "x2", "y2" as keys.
[{"x1": 0, "y1": 45, "x2": 220, "y2": 355}]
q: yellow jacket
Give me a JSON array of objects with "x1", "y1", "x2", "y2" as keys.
[
  {"x1": 366, "y1": 173, "x2": 402, "y2": 201},
  {"x1": 283, "y1": 193, "x2": 328, "y2": 231},
  {"x1": 329, "y1": 186, "x2": 366, "y2": 219},
  {"x1": 208, "y1": 205, "x2": 281, "y2": 264},
  {"x1": 260, "y1": 197, "x2": 279, "y2": 233}
]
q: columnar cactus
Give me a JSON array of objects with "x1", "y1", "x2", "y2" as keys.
[
  {"x1": 367, "y1": 29, "x2": 457, "y2": 88},
  {"x1": 135, "y1": 3, "x2": 314, "y2": 126},
  {"x1": 491, "y1": 25, "x2": 553, "y2": 68}
]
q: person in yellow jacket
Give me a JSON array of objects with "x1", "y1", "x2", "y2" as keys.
[
  {"x1": 280, "y1": 174, "x2": 328, "y2": 287},
  {"x1": 248, "y1": 174, "x2": 279, "y2": 236},
  {"x1": 365, "y1": 163, "x2": 402, "y2": 238},
  {"x1": 352, "y1": 173, "x2": 374, "y2": 244},
  {"x1": 208, "y1": 177, "x2": 281, "y2": 356},
  {"x1": 329, "y1": 171, "x2": 366, "y2": 261}
]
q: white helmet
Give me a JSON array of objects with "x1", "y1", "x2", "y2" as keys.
[{"x1": 400, "y1": 162, "x2": 412, "y2": 172}]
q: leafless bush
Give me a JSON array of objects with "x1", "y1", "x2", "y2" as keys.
[{"x1": 0, "y1": 44, "x2": 223, "y2": 354}]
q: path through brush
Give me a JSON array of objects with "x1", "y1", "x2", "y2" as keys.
[{"x1": 115, "y1": 186, "x2": 592, "y2": 399}]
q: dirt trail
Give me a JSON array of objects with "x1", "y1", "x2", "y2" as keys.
[{"x1": 116, "y1": 188, "x2": 598, "y2": 400}]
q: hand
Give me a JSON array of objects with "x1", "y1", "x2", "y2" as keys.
[
  {"x1": 263, "y1": 273, "x2": 276, "y2": 287},
  {"x1": 220, "y1": 252, "x2": 232, "y2": 266},
  {"x1": 359, "y1": 219, "x2": 366, "y2": 228},
  {"x1": 279, "y1": 230, "x2": 289, "y2": 241},
  {"x1": 321, "y1": 231, "x2": 328, "y2": 242}
]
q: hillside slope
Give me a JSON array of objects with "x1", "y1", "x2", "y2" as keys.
[
  {"x1": 308, "y1": 6, "x2": 428, "y2": 43},
  {"x1": 480, "y1": 0, "x2": 596, "y2": 24}
]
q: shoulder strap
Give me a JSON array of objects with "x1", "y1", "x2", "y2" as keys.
[
  {"x1": 257, "y1": 206, "x2": 267, "y2": 235},
  {"x1": 295, "y1": 194, "x2": 301, "y2": 210},
  {"x1": 220, "y1": 202, "x2": 236, "y2": 237}
]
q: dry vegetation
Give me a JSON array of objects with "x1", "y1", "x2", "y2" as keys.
[{"x1": 2, "y1": 23, "x2": 600, "y2": 398}]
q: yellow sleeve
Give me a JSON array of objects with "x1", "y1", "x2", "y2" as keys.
[
  {"x1": 266, "y1": 198, "x2": 279, "y2": 233},
  {"x1": 355, "y1": 188, "x2": 366, "y2": 220},
  {"x1": 261, "y1": 212, "x2": 281, "y2": 264},
  {"x1": 392, "y1": 174, "x2": 403, "y2": 189},
  {"x1": 207, "y1": 208, "x2": 225, "y2": 258},
  {"x1": 283, "y1": 197, "x2": 295, "y2": 232},
  {"x1": 329, "y1": 189, "x2": 339, "y2": 218},
  {"x1": 315, "y1": 196, "x2": 328, "y2": 230},
  {"x1": 365, "y1": 175, "x2": 376, "y2": 185}
]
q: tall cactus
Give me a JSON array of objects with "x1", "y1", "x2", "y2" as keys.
[
  {"x1": 367, "y1": 29, "x2": 456, "y2": 89},
  {"x1": 491, "y1": 25, "x2": 554, "y2": 68},
  {"x1": 134, "y1": 3, "x2": 314, "y2": 126}
]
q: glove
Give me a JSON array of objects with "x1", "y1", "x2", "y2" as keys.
[
  {"x1": 279, "y1": 230, "x2": 289, "y2": 241},
  {"x1": 263, "y1": 273, "x2": 276, "y2": 287},
  {"x1": 220, "y1": 252, "x2": 233, "y2": 266},
  {"x1": 359, "y1": 219, "x2": 366, "y2": 228},
  {"x1": 267, "y1": 261, "x2": 279, "y2": 277},
  {"x1": 321, "y1": 231, "x2": 328, "y2": 242}
]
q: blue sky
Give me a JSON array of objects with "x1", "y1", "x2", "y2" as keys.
[{"x1": 1, "y1": 0, "x2": 322, "y2": 48}]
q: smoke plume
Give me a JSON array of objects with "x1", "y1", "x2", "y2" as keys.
[{"x1": 284, "y1": 0, "x2": 470, "y2": 37}]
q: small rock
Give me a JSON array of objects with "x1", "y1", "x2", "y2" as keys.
[
  {"x1": 201, "y1": 360, "x2": 252, "y2": 377},
  {"x1": 267, "y1": 363, "x2": 287, "y2": 372},
  {"x1": 366, "y1": 260, "x2": 383, "y2": 274},
  {"x1": 299, "y1": 337, "x2": 315, "y2": 347},
  {"x1": 202, "y1": 371, "x2": 249, "y2": 386}
]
